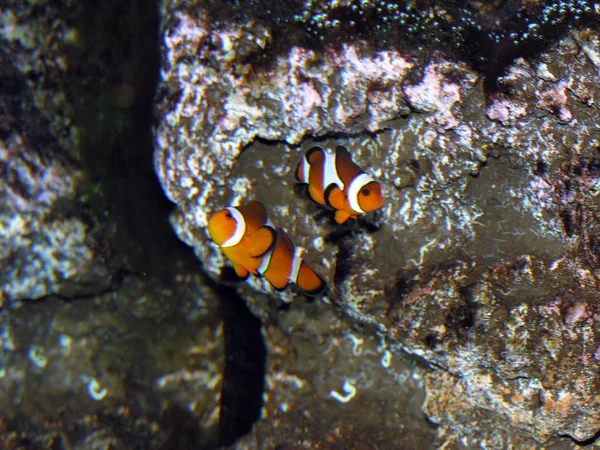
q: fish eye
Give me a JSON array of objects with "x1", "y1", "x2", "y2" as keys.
[
  {"x1": 361, "y1": 188, "x2": 370, "y2": 196},
  {"x1": 225, "y1": 212, "x2": 232, "y2": 219}
]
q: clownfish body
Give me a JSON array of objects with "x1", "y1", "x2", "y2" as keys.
[
  {"x1": 257, "y1": 227, "x2": 325, "y2": 295},
  {"x1": 207, "y1": 201, "x2": 326, "y2": 296},
  {"x1": 207, "y1": 201, "x2": 276, "y2": 279},
  {"x1": 295, "y1": 145, "x2": 384, "y2": 224}
]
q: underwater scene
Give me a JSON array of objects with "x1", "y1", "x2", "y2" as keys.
[{"x1": 2, "y1": 0, "x2": 600, "y2": 448}]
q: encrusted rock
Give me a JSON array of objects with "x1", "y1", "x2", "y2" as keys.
[
  {"x1": 0, "y1": 0, "x2": 116, "y2": 303},
  {"x1": 0, "y1": 128, "x2": 113, "y2": 304},
  {"x1": 155, "y1": 0, "x2": 600, "y2": 445},
  {"x1": 232, "y1": 298, "x2": 438, "y2": 449},
  {"x1": 0, "y1": 269, "x2": 223, "y2": 448}
]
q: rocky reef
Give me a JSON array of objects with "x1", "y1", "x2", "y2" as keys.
[
  {"x1": 0, "y1": 0, "x2": 442, "y2": 447},
  {"x1": 155, "y1": 0, "x2": 600, "y2": 447},
  {"x1": 4, "y1": 0, "x2": 600, "y2": 447}
]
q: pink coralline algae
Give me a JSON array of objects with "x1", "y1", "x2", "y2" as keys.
[
  {"x1": 539, "y1": 81, "x2": 573, "y2": 123},
  {"x1": 155, "y1": 11, "x2": 475, "y2": 233},
  {"x1": 403, "y1": 63, "x2": 468, "y2": 129},
  {"x1": 486, "y1": 96, "x2": 528, "y2": 125},
  {"x1": 564, "y1": 302, "x2": 589, "y2": 327}
]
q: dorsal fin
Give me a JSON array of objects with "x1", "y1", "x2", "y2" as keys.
[
  {"x1": 334, "y1": 145, "x2": 363, "y2": 188},
  {"x1": 236, "y1": 201, "x2": 268, "y2": 234},
  {"x1": 305, "y1": 146, "x2": 325, "y2": 165}
]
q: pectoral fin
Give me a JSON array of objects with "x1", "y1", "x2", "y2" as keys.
[
  {"x1": 334, "y1": 210, "x2": 352, "y2": 224},
  {"x1": 324, "y1": 184, "x2": 347, "y2": 211},
  {"x1": 237, "y1": 201, "x2": 268, "y2": 233},
  {"x1": 232, "y1": 263, "x2": 250, "y2": 279},
  {"x1": 305, "y1": 146, "x2": 325, "y2": 165},
  {"x1": 245, "y1": 226, "x2": 276, "y2": 258}
]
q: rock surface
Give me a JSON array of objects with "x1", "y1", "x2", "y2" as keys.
[
  {"x1": 0, "y1": 0, "x2": 115, "y2": 304},
  {"x1": 232, "y1": 298, "x2": 439, "y2": 449},
  {"x1": 0, "y1": 0, "x2": 230, "y2": 447},
  {"x1": 4, "y1": 0, "x2": 600, "y2": 446},
  {"x1": 154, "y1": 0, "x2": 600, "y2": 445},
  {"x1": 0, "y1": 128, "x2": 114, "y2": 304},
  {"x1": 0, "y1": 266, "x2": 224, "y2": 449}
]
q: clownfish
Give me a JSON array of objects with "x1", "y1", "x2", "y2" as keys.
[
  {"x1": 294, "y1": 145, "x2": 384, "y2": 224},
  {"x1": 207, "y1": 201, "x2": 326, "y2": 296}
]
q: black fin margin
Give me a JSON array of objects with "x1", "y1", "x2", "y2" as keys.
[
  {"x1": 278, "y1": 227, "x2": 295, "y2": 253},
  {"x1": 299, "y1": 276, "x2": 328, "y2": 297},
  {"x1": 305, "y1": 145, "x2": 323, "y2": 161},
  {"x1": 271, "y1": 282, "x2": 289, "y2": 292}
]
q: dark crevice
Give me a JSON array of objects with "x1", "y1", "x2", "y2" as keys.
[
  {"x1": 423, "y1": 333, "x2": 438, "y2": 350},
  {"x1": 389, "y1": 276, "x2": 409, "y2": 304},
  {"x1": 75, "y1": 0, "x2": 197, "y2": 283},
  {"x1": 560, "y1": 209, "x2": 575, "y2": 237},
  {"x1": 329, "y1": 236, "x2": 355, "y2": 288},
  {"x1": 442, "y1": 283, "x2": 479, "y2": 343},
  {"x1": 534, "y1": 159, "x2": 547, "y2": 176},
  {"x1": 383, "y1": 274, "x2": 415, "y2": 324},
  {"x1": 218, "y1": 285, "x2": 267, "y2": 447}
]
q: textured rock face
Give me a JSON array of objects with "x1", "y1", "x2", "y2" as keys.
[
  {"x1": 155, "y1": 0, "x2": 600, "y2": 445},
  {"x1": 1, "y1": 1, "x2": 229, "y2": 446},
  {"x1": 0, "y1": 267, "x2": 224, "y2": 449},
  {"x1": 0, "y1": 0, "x2": 114, "y2": 304},
  {"x1": 0, "y1": 130, "x2": 112, "y2": 303},
  {"x1": 241, "y1": 299, "x2": 437, "y2": 449}
]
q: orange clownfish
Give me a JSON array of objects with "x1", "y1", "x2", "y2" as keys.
[
  {"x1": 207, "y1": 201, "x2": 326, "y2": 296},
  {"x1": 294, "y1": 145, "x2": 384, "y2": 224}
]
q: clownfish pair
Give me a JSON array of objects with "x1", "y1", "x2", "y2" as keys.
[
  {"x1": 207, "y1": 201, "x2": 326, "y2": 296},
  {"x1": 208, "y1": 144, "x2": 383, "y2": 296},
  {"x1": 295, "y1": 145, "x2": 384, "y2": 224}
]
